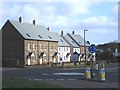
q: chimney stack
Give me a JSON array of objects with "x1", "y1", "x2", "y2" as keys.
[
  {"x1": 61, "y1": 30, "x2": 63, "y2": 36},
  {"x1": 19, "y1": 16, "x2": 23, "y2": 23},
  {"x1": 72, "y1": 31, "x2": 75, "y2": 34},
  {"x1": 33, "y1": 19, "x2": 36, "y2": 25},
  {"x1": 47, "y1": 27, "x2": 50, "y2": 31}
]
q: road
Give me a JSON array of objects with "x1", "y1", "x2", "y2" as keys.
[{"x1": 2, "y1": 64, "x2": 119, "y2": 88}]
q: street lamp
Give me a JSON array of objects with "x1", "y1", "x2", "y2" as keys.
[{"x1": 84, "y1": 30, "x2": 88, "y2": 66}]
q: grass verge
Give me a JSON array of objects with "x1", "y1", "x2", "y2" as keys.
[{"x1": 2, "y1": 77, "x2": 63, "y2": 88}]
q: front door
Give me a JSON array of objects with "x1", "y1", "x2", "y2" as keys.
[
  {"x1": 39, "y1": 58, "x2": 42, "y2": 64},
  {"x1": 53, "y1": 58, "x2": 56, "y2": 63},
  {"x1": 28, "y1": 58, "x2": 30, "y2": 65}
]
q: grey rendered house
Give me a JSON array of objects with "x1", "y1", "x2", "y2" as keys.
[
  {"x1": 62, "y1": 31, "x2": 93, "y2": 63},
  {"x1": 65, "y1": 31, "x2": 92, "y2": 63},
  {"x1": 2, "y1": 17, "x2": 58, "y2": 67},
  {"x1": 61, "y1": 31, "x2": 80, "y2": 62}
]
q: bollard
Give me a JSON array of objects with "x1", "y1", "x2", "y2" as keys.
[
  {"x1": 85, "y1": 67, "x2": 91, "y2": 79},
  {"x1": 100, "y1": 67, "x2": 105, "y2": 81}
]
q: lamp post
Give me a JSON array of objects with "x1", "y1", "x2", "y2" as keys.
[{"x1": 84, "y1": 30, "x2": 88, "y2": 66}]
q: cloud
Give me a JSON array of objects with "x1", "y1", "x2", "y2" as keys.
[
  {"x1": 0, "y1": 1, "x2": 118, "y2": 44},
  {"x1": 112, "y1": 4, "x2": 118, "y2": 15},
  {"x1": 66, "y1": 1, "x2": 92, "y2": 16}
]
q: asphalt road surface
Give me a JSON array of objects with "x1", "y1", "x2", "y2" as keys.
[{"x1": 2, "y1": 64, "x2": 119, "y2": 88}]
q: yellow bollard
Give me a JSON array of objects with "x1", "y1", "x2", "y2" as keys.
[
  {"x1": 85, "y1": 67, "x2": 91, "y2": 79},
  {"x1": 100, "y1": 68, "x2": 105, "y2": 81}
]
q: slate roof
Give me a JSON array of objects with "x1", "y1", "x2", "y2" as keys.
[
  {"x1": 68, "y1": 34, "x2": 90, "y2": 46},
  {"x1": 63, "y1": 34, "x2": 79, "y2": 48},
  {"x1": 9, "y1": 20, "x2": 58, "y2": 42},
  {"x1": 48, "y1": 31, "x2": 70, "y2": 47}
]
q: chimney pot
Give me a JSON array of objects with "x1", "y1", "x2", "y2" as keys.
[
  {"x1": 61, "y1": 30, "x2": 63, "y2": 36},
  {"x1": 19, "y1": 16, "x2": 23, "y2": 23},
  {"x1": 47, "y1": 27, "x2": 49, "y2": 31},
  {"x1": 72, "y1": 31, "x2": 75, "y2": 34},
  {"x1": 33, "y1": 19, "x2": 35, "y2": 25}
]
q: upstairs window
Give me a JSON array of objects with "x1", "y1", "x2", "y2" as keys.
[
  {"x1": 28, "y1": 44, "x2": 31, "y2": 50},
  {"x1": 60, "y1": 39, "x2": 63, "y2": 42},
  {"x1": 26, "y1": 33, "x2": 30, "y2": 37},
  {"x1": 39, "y1": 44, "x2": 43, "y2": 51},
  {"x1": 38, "y1": 35, "x2": 42, "y2": 38},
  {"x1": 66, "y1": 47, "x2": 68, "y2": 52},
  {"x1": 44, "y1": 45, "x2": 47, "y2": 51},
  {"x1": 33, "y1": 44, "x2": 36, "y2": 50},
  {"x1": 50, "y1": 45, "x2": 53, "y2": 51},
  {"x1": 48, "y1": 36, "x2": 52, "y2": 39},
  {"x1": 72, "y1": 41, "x2": 74, "y2": 44}
]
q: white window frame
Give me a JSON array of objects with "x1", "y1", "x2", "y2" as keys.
[
  {"x1": 28, "y1": 44, "x2": 31, "y2": 50},
  {"x1": 33, "y1": 44, "x2": 35, "y2": 50}
]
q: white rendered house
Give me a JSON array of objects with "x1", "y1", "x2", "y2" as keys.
[{"x1": 48, "y1": 31, "x2": 71, "y2": 63}]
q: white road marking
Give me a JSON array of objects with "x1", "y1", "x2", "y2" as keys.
[
  {"x1": 57, "y1": 79, "x2": 65, "y2": 80},
  {"x1": 34, "y1": 79, "x2": 43, "y2": 80},
  {"x1": 53, "y1": 72, "x2": 84, "y2": 76},
  {"x1": 62, "y1": 68, "x2": 82, "y2": 70},
  {"x1": 42, "y1": 73, "x2": 47, "y2": 75},
  {"x1": 28, "y1": 78, "x2": 78, "y2": 81},
  {"x1": 106, "y1": 67, "x2": 118, "y2": 72},
  {"x1": 68, "y1": 79, "x2": 76, "y2": 80},
  {"x1": 45, "y1": 79, "x2": 54, "y2": 80}
]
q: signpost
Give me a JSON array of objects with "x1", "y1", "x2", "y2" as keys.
[
  {"x1": 88, "y1": 44, "x2": 96, "y2": 79},
  {"x1": 88, "y1": 44, "x2": 96, "y2": 53}
]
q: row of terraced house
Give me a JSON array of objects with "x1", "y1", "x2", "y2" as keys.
[{"x1": 2, "y1": 17, "x2": 95, "y2": 67}]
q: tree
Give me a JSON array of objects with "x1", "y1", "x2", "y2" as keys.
[{"x1": 96, "y1": 51, "x2": 115, "y2": 63}]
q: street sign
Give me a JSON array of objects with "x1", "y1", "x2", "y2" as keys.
[{"x1": 88, "y1": 44, "x2": 96, "y2": 53}]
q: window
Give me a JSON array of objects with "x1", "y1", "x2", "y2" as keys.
[
  {"x1": 54, "y1": 45, "x2": 56, "y2": 51},
  {"x1": 43, "y1": 56, "x2": 47, "y2": 60},
  {"x1": 59, "y1": 47, "x2": 61, "y2": 51},
  {"x1": 66, "y1": 47, "x2": 68, "y2": 52},
  {"x1": 78, "y1": 42, "x2": 81, "y2": 44},
  {"x1": 40, "y1": 44, "x2": 43, "y2": 50},
  {"x1": 26, "y1": 33, "x2": 30, "y2": 37},
  {"x1": 33, "y1": 44, "x2": 36, "y2": 50},
  {"x1": 50, "y1": 56, "x2": 52, "y2": 61},
  {"x1": 28, "y1": 44, "x2": 31, "y2": 50},
  {"x1": 60, "y1": 39, "x2": 63, "y2": 42},
  {"x1": 50, "y1": 45, "x2": 53, "y2": 51},
  {"x1": 64, "y1": 56, "x2": 66, "y2": 60},
  {"x1": 38, "y1": 35, "x2": 42, "y2": 38},
  {"x1": 48, "y1": 36, "x2": 52, "y2": 39},
  {"x1": 72, "y1": 41, "x2": 74, "y2": 44},
  {"x1": 64, "y1": 47, "x2": 65, "y2": 52},
  {"x1": 44, "y1": 45, "x2": 47, "y2": 51}
]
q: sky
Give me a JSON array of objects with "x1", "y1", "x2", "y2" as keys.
[{"x1": 0, "y1": 0, "x2": 119, "y2": 45}]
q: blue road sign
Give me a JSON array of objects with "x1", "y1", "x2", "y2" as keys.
[{"x1": 88, "y1": 44, "x2": 96, "y2": 53}]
